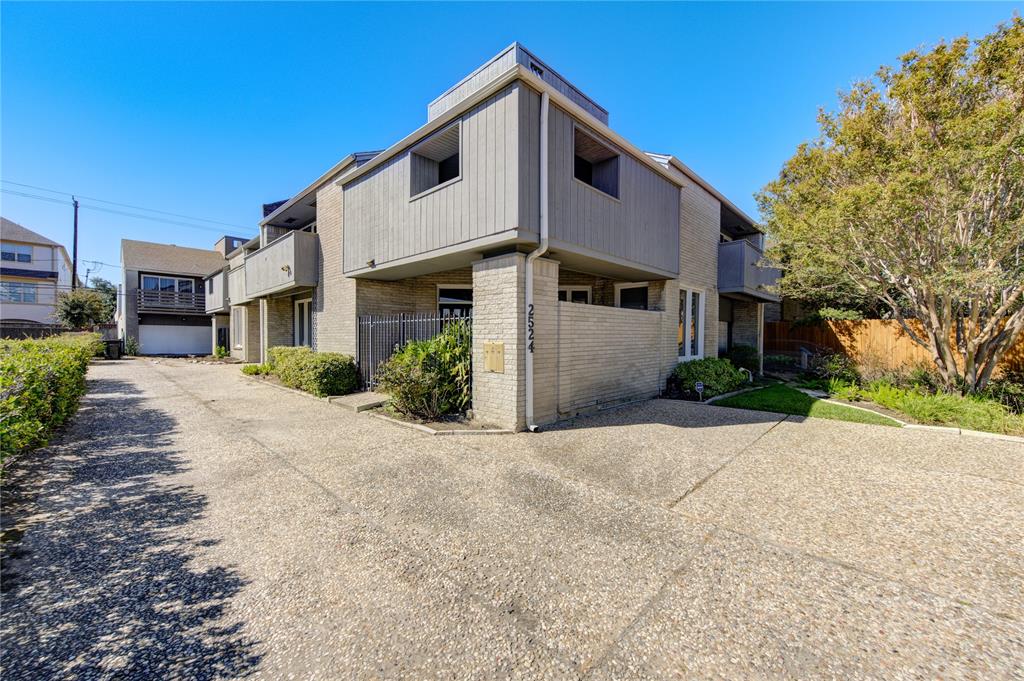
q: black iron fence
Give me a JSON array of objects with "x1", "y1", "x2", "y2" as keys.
[{"x1": 357, "y1": 312, "x2": 472, "y2": 390}]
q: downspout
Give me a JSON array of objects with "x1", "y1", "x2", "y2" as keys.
[{"x1": 525, "y1": 91, "x2": 550, "y2": 432}]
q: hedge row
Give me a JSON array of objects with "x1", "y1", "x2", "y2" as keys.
[
  {"x1": 264, "y1": 346, "x2": 359, "y2": 397},
  {"x1": 1, "y1": 333, "x2": 103, "y2": 465}
]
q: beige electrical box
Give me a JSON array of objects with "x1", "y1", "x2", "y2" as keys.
[{"x1": 483, "y1": 341, "x2": 505, "y2": 373}]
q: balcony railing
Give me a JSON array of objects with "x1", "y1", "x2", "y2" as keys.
[
  {"x1": 718, "y1": 239, "x2": 780, "y2": 302},
  {"x1": 244, "y1": 230, "x2": 319, "y2": 298},
  {"x1": 137, "y1": 290, "x2": 206, "y2": 314}
]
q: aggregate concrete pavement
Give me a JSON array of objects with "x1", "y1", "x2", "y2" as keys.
[{"x1": 1, "y1": 358, "x2": 1021, "y2": 679}]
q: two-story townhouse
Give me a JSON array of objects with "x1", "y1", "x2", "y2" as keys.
[
  {"x1": 216, "y1": 44, "x2": 778, "y2": 430},
  {"x1": 0, "y1": 218, "x2": 73, "y2": 326},
  {"x1": 119, "y1": 236, "x2": 243, "y2": 355}
]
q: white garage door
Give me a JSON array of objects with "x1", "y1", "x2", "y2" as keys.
[{"x1": 138, "y1": 324, "x2": 211, "y2": 355}]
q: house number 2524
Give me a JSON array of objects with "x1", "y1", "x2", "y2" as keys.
[{"x1": 527, "y1": 303, "x2": 535, "y2": 353}]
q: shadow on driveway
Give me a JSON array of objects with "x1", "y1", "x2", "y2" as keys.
[{"x1": 1, "y1": 375, "x2": 261, "y2": 680}]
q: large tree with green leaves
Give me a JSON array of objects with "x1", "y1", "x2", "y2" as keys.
[
  {"x1": 90, "y1": 277, "x2": 117, "y2": 322},
  {"x1": 759, "y1": 17, "x2": 1024, "y2": 391}
]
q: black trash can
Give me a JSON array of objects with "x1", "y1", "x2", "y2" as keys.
[{"x1": 103, "y1": 339, "x2": 123, "y2": 360}]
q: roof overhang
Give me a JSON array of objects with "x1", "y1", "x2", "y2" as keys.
[
  {"x1": 650, "y1": 153, "x2": 762, "y2": 235},
  {"x1": 260, "y1": 150, "x2": 382, "y2": 229},
  {"x1": 338, "y1": 65, "x2": 684, "y2": 190}
]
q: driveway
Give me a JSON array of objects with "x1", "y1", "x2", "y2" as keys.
[{"x1": 2, "y1": 359, "x2": 1021, "y2": 679}]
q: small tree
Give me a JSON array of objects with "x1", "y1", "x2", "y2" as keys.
[
  {"x1": 54, "y1": 289, "x2": 110, "y2": 329},
  {"x1": 759, "y1": 17, "x2": 1024, "y2": 392},
  {"x1": 90, "y1": 277, "x2": 117, "y2": 322}
]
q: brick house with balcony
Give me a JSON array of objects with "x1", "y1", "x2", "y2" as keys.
[
  {"x1": 118, "y1": 237, "x2": 243, "y2": 355},
  {"x1": 208, "y1": 44, "x2": 778, "y2": 429}
]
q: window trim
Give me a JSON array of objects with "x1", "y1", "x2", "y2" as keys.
[
  {"x1": 1, "y1": 243, "x2": 33, "y2": 263},
  {"x1": 558, "y1": 286, "x2": 592, "y2": 304},
  {"x1": 435, "y1": 284, "x2": 473, "y2": 316},
  {"x1": 231, "y1": 307, "x2": 245, "y2": 350},
  {"x1": 678, "y1": 287, "x2": 707, "y2": 362},
  {"x1": 572, "y1": 123, "x2": 621, "y2": 202},
  {"x1": 614, "y1": 281, "x2": 649, "y2": 309},
  {"x1": 409, "y1": 121, "x2": 463, "y2": 202},
  {"x1": 294, "y1": 297, "x2": 313, "y2": 348},
  {"x1": 140, "y1": 274, "x2": 195, "y2": 294},
  {"x1": 0, "y1": 281, "x2": 40, "y2": 303}
]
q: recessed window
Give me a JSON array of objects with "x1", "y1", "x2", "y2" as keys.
[
  {"x1": 615, "y1": 282, "x2": 648, "y2": 310},
  {"x1": 437, "y1": 286, "x2": 472, "y2": 317},
  {"x1": 679, "y1": 288, "x2": 705, "y2": 360},
  {"x1": 573, "y1": 127, "x2": 619, "y2": 198},
  {"x1": 558, "y1": 287, "x2": 591, "y2": 304},
  {"x1": 0, "y1": 281, "x2": 37, "y2": 303},
  {"x1": 1, "y1": 243, "x2": 33, "y2": 263},
  {"x1": 410, "y1": 122, "x2": 461, "y2": 197}
]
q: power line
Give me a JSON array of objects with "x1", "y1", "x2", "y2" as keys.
[
  {"x1": 1, "y1": 188, "x2": 255, "y2": 236},
  {"x1": 2, "y1": 180, "x2": 253, "y2": 231}
]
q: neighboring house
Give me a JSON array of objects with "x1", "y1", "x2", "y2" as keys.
[
  {"x1": 0, "y1": 217, "x2": 73, "y2": 326},
  {"x1": 208, "y1": 43, "x2": 778, "y2": 430},
  {"x1": 118, "y1": 237, "x2": 243, "y2": 355}
]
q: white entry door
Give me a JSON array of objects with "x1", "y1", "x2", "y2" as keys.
[{"x1": 294, "y1": 298, "x2": 312, "y2": 347}]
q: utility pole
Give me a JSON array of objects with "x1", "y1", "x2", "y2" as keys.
[{"x1": 71, "y1": 196, "x2": 80, "y2": 290}]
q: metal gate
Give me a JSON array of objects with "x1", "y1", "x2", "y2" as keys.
[{"x1": 358, "y1": 312, "x2": 472, "y2": 390}]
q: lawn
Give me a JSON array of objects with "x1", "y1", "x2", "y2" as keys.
[{"x1": 713, "y1": 385, "x2": 902, "y2": 427}]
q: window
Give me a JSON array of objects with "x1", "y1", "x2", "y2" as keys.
[
  {"x1": 141, "y1": 275, "x2": 194, "y2": 294},
  {"x1": 679, "y1": 288, "x2": 705, "y2": 361},
  {"x1": 231, "y1": 307, "x2": 244, "y2": 349},
  {"x1": 437, "y1": 286, "x2": 472, "y2": 317},
  {"x1": 0, "y1": 282, "x2": 38, "y2": 303},
  {"x1": 615, "y1": 282, "x2": 649, "y2": 310},
  {"x1": 558, "y1": 287, "x2": 591, "y2": 304},
  {"x1": 573, "y1": 126, "x2": 620, "y2": 198},
  {"x1": 410, "y1": 122, "x2": 461, "y2": 197},
  {"x1": 1, "y1": 243, "x2": 33, "y2": 263},
  {"x1": 294, "y1": 298, "x2": 312, "y2": 347}
]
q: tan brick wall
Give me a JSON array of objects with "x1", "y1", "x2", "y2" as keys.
[
  {"x1": 531, "y1": 258, "x2": 559, "y2": 426},
  {"x1": 556, "y1": 304, "x2": 667, "y2": 414},
  {"x1": 471, "y1": 254, "x2": 525, "y2": 430},
  {"x1": 557, "y1": 269, "x2": 618, "y2": 306},
  {"x1": 229, "y1": 302, "x2": 260, "y2": 362},
  {"x1": 678, "y1": 179, "x2": 722, "y2": 358},
  {"x1": 356, "y1": 268, "x2": 473, "y2": 317},
  {"x1": 732, "y1": 299, "x2": 761, "y2": 350},
  {"x1": 313, "y1": 183, "x2": 357, "y2": 355},
  {"x1": 261, "y1": 296, "x2": 294, "y2": 360}
]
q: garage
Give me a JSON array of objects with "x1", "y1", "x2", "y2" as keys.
[{"x1": 138, "y1": 324, "x2": 211, "y2": 355}]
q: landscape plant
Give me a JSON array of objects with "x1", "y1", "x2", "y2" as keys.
[
  {"x1": 666, "y1": 357, "x2": 746, "y2": 400},
  {"x1": 124, "y1": 336, "x2": 140, "y2": 356},
  {"x1": 262, "y1": 346, "x2": 358, "y2": 397},
  {"x1": 759, "y1": 17, "x2": 1024, "y2": 392},
  {"x1": 0, "y1": 333, "x2": 102, "y2": 466},
  {"x1": 54, "y1": 289, "x2": 110, "y2": 329},
  {"x1": 374, "y1": 319, "x2": 472, "y2": 420}
]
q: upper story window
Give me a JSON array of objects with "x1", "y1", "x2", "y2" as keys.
[
  {"x1": 141, "y1": 275, "x2": 194, "y2": 295},
  {"x1": 573, "y1": 127, "x2": 620, "y2": 199},
  {"x1": 1, "y1": 243, "x2": 33, "y2": 263},
  {"x1": 1, "y1": 282, "x2": 38, "y2": 303},
  {"x1": 410, "y1": 122, "x2": 461, "y2": 198}
]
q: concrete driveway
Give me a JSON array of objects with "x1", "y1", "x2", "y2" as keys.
[{"x1": 2, "y1": 359, "x2": 1021, "y2": 679}]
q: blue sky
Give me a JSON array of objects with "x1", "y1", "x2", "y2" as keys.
[{"x1": 1, "y1": 1, "x2": 1016, "y2": 283}]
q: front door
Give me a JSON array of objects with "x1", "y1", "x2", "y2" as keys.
[{"x1": 294, "y1": 298, "x2": 312, "y2": 347}]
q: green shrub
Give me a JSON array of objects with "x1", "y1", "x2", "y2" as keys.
[
  {"x1": 241, "y1": 363, "x2": 270, "y2": 376},
  {"x1": 793, "y1": 307, "x2": 864, "y2": 327},
  {"x1": 984, "y1": 369, "x2": 1024, "y2": 415},
  {"x1": 852, "y1": 380, "x2": 1024, "y2": 435},
  {"x1": 214, "y1": 345, "x2": 229, "y2": 359},
  {"x1": 124, "y1": 336, "x2": 140, "y2": 356},
  {"x1": 375, "y1": 320, "x2": 472, "y2": 419},
  {"x1": 0, "y1": 333, "x2": 100, "y2": 465},
  {"x1": 265, "y1": 346, "x2": 358, "y2": 397},
  {"x1": 723, "y1": 344, "x2": 760, "y2": 373},
  {"x1": 666, "y1": 357, "x2": 746, "y2": 400},
  {"x1": 810, "y1": 351, "x2": 860, "y2": 384}
]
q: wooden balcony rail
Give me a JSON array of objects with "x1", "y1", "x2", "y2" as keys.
[{"x1": 136, "y1": 290, "x2": 205, "y2": 313}]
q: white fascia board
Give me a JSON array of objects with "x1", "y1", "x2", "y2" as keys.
[
  {"x1": 339, "y1": 65, "x2": 683, "y2": 190},
  {"x1": 260, "y1": 154, "x2": 363, "y2": 227},
  {"x1": 658, "y1": 154, "x2": 762, "y2": 233}
]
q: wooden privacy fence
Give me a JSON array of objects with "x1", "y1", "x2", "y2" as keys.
[
  {"x1": 765, "y1": 320, "x2": 1024, "y2": 373},
  {"x1": 357, "y1": 312, "x2": 472, "y2": 390}
]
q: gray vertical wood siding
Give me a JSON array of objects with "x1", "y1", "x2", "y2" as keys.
[
  {"x1": 342, "y1": 84, "x2": 521, "y2": 273},
  {"x1": 517, "y1": 87, "x2": 680, "y2": 276}
]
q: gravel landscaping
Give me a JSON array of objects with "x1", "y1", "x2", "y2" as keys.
[{"x1": 1, "y1": 359, "x2": 1021, "y2": 679}]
